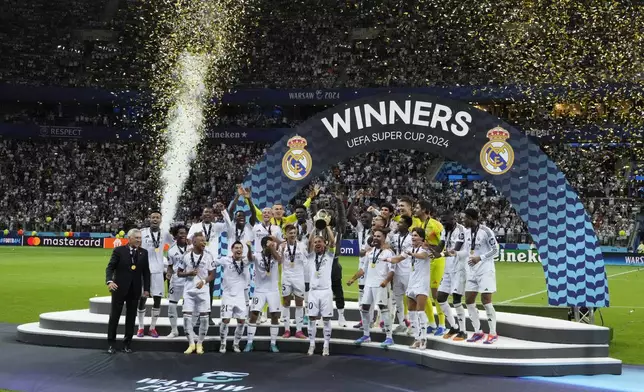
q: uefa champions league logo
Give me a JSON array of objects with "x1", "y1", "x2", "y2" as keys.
[{"x1": 193, "y1": 371, "x2": 249, "y2": 383}]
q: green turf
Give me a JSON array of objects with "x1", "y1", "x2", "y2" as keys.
[{"x1": 0, "y1": 247, "x2": 642, "y2": 363}]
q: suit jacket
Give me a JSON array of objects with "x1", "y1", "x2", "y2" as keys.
[{"x1": 105, "y1": 245, "x2": 151, "y2": 299}]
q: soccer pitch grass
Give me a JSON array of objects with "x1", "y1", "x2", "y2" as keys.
[{"x1": 1, "y1": 247, "x2": 642, "y2": 364}]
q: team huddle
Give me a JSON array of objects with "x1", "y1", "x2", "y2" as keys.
[{"x1": 110, "y1": 187, "x2": 500, "y2": 357}]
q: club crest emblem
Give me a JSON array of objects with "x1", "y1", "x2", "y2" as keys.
[
  {"x1": 480, "y1": 127, "x2": 514, "y2": 175},
  {"x1": 282, "y1": 135, "x2": 312, "y2": 181}
]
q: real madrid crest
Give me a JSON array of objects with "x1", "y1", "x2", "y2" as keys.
[
  {"x1": 480, "y1": 127, "x2": 514, "y2": 175},
  {"x1": 282, "y1": 135, "x2": 312, "y2": 181}
]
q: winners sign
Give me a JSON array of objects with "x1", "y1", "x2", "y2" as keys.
[{"x1": 241, "y1": 94, "x2": 609, "y2": 308}]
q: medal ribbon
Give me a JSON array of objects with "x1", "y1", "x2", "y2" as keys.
[
  {"x1": 232, "y1": 258, "x2": 244, "y2": 275},
  {"x1": 411, "y1": 246, "x2": 420, "y2": 269},
  {"x1": 204, "y1": 223, "x2": 212, "y2": 242},
  {"x1": 235, "y1": 227, "x2": 243, "y2": 241},
  {"x1": 371, "y1": 248, "x2": 382, "y2": 266},
  {"x1": 397, "y1": 233, "x2": 408, "y2": 254},
  {"x1": 191, "y1": 251, "x2": 204, "y2": 269},
  {"x1": 287, "y1": 242, "x2": 296, "y2": 263},
  {"x1": 262, "y1": 252, "x2": 272, "y2": 274},
  {"x1": 151, "y1": 230, "x2": 160, "y2": 248},
  {"x1": 315, "y1": 252, "x2": 324, "y2": 272},
  {"x1": 470, "y1": 225, "x2": 479, "y2": 252}
]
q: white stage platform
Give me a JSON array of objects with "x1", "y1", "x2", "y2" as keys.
[{"x1": 16, "y1": 296, "x2": 622, "y2": 377}]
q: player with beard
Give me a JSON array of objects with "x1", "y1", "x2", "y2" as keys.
[
  {"x1": 437, "y1": 211, "x2": 469, "y2": 341},
  {"x1": 349, "y1": 229, "x2": 396, "y2": 348},
  {"x1": 279, "y1": 224, "x2": 308, "y2": 339},
  {"x1": 247, "y1": 186, "x2": 319, "y2": 233},
  {"x1": 224, "y1": 190, "x2": 254, "y2": 255},
  {"x1": 311, "y1": 191, "x2": 348, "y2": 327},
  {"x1": 462, "y1": 208, "x2": 500, "y2": 344},
  {"x1": 386, "y1": 228, "x2": 431, "y2": 349},
  {"x1": 245, "y1": 236, "x2": 283, "y2": 352},
  {"x1": 215, "y1": 241, "x2": 251, "y2": 353},
  {"x1": 293, "y1": 204, "x2": 313, "y2": 323},
  {"x1": 137, "y1": 211, "x2": 174, "y2": 338},
  {"x1": 187, "y1": 205, "x2": 227, "y2": 324},
  {"x1": 176, "y1": 232, "x2": 216, "y2": 354},
  {"x1": 387, "y1": 215, "x2": 413, "y2": 334},
  {"x1": 306, "y1": 234, "x2": 336, "y2": 356},
  {"x1": 166, "y1": 225, "x2": 189, "y2": 338}
]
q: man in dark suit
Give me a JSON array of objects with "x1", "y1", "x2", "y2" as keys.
[{"x1": 106, "y1": 228, "x2": 150, "y2": 354}]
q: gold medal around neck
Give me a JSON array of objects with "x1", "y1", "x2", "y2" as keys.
[
  {"x1": 316, "y1": 271, "x2": 320, "y2": 278},
  {"x1": 131, "y1": 265, "x2": 136, "y2": 271},
  {"x1": 470, "y1": 250, "x2": 475, "y2": 255},
  {"x1": 155, "y1": 248, "x2": 159, "y2": 252},
  {"x1": 206, "y1": 241, "x2": 210, "y2": 246},
  {"x1": 266, "y1": 271, "x2": 271, "y2": 276},
  {"x1": 370, "y1": 263, "x2": 376, "y2": 268}
]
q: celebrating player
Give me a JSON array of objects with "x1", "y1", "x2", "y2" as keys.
[
  {"x1": 462, "y1": 208, "x2": 500, "y2": 344},
  {"x1": 388, "y1": 215, "x2": 413, "y2": 333},
  {"x1": 348, "y1": 229, "x2": 396, "y2": 348},
  {"x1": 279, "y1": 224, "x2": 308, "y2": 339},
  {"x1": 293, "y1": 204, "x2": 313, "y2": 323},
  {"x1": 215, "y1": 241, "x2": 251, "y2": 353},
  {"x1": 306, "y1": 234, "x2": 336, "y2": 356},
  {"x1": 436, "y1": 211, "x2": 468, "y2": 341},
  {"x1": 166, "y1": 225, "x2": 189, "y2": 338},
  {"x1": 245, "y1": 236, "x2": 283, "y2": 352},
  {"x1": 347, "y1": 190, "x2": 374, "y2": 329},
  {"x1": 137, "y1": 211, "x2": 174, "y2": 338},
  {"x1": 175, "y1": 232, "x2": 216, "y2": 354},
  {"x1": 387, "y1": 228, "x2": 431, "y2": 348}
]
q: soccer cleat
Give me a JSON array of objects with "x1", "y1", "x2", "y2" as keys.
[
  {"x1": 219, "y1": 343, "x2": 226, "y2": 354},
  {"x1": 233, "y1": 344, "x2": 241, "y2": 353},
  {"x1": 426, "y1": 326, "x2": 436, "y2": 335},
  {"x1": 483, "y1": 334, "x2": 499, "y2": 345},
  {"x1": 443, "y1": 327, "x2": 459, "y2": 340},
  {"x1": 410, "y1": 340, "x2": 421, "y2": 349},
  {"x1": 453, "y1": 331, "x2": 468, "y2": 341},
  {"x1": 184, "y1": 344, "x2": 196, "y2": 354},
  {"x1": 244, "y1": 342, "x2": 254, "y2": 352},
  {"x1": 282, "y1": 330, "x2": 291, "y2": 338},
  {"x1": 433, "y1": 326, "x2": 446, "y2": 336},
  {"x1": 294, "y1": 331, "x2": 307, "y2": 339},
  {"x1": 322, "y1": 346, "x2": 330, "y2": 356},
  {"x1": 467, "y1": 332, "x2": 485, "y2": 343},
  {"x1": 380, "y1": 337, "x2": 394, "y2": 349},
  {"x1": 419, "y1": 339, "x2": 427, "y2": 350},
  {"x1": 353, "y1": 321, "x2": 362, "y2": 329},
  {"x1": 269, "y1": 344, "x2": 279, "y2": 353},
  {"x1": 404, "y1": 319, "x2": 411, "y2": 328},
  {"x1": 166, "y1": 330, "x2": 180, "y2": 338},
  {"x1": 149, "y1": 329, "x2": 159, "y2": 338},
  {"x1": 137, "y1": 329, "x2": 145, "y2": 337},
  {"x1": 393, "y1": 324, "x2": 407, "y2": 334},
  {"x1": 354, "y1": 335, "x2": 371, "y2": 346},
  {"x1": 338, "y1": 315, "x2": 348, "y2": 327},
  {"x1": 303, "y1": 315, "x2": 309, "y2": 324},
  {"x1": 196, "y1": 343, "x2": 204, "y2": 354},
  {"x1": 307, "y1": 345, "x2": 315, "y2": 356}
]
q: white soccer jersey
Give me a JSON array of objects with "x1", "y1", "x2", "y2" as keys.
[
  {"x1": 354, "y1": 222, "x2": 371, "y2": 284},
  {"x1": 280, "y1": 241, "x2": 308, "y2": 280},
  {"x1": 167, "y1": 243, "x2": 189, "y2": 285},
  {"x1": 408, "y1": 246, "x2": 431, "y2": 288},
  {"x1": 215, "y1": 256, "x2": 250, "y2": 297},
  {"x1": 468, "y1": 224, "x2": 499, "y2": 271},
  {"x1": 188, "y1": 221, "x2": 227, "y2": 257},
  {"x1": 222, "y1": 210, "x2": 254, "y2": 255},
  {"x1": 364, "y1": 247, "x2": 395, "y2": 288},
  {"x1": 175, "y1": 250, "x2": 216, "y2": 293},
  {"x1": 252, "y1": 251, "x2": 280, "y2": 293},
  {"x1": 252, "y1": 222, "x2": 283, "y2": 252},
  {"x1": 140, "y1": 227, "x2": 174, "y2": 274},
  {"x1": 295, "y1": 220, "x2": 314, "y2": 246},
  {"x1": 441, "y1": 223, "x2": 466, "y2": 272},
  {"x1": 308, "y1": 250, "x2": 334, "y2": 290},
  {"x1": 389, "y1": 231, "x2": 413, "y2": 276}
]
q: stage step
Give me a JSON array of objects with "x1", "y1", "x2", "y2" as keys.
[
  {"x1": 35, "y1": 309, "x2": 609, "y2": 360},
  {"x1": 88, "y1": 296, "x2": 611, "y2": 345},
  {"x1": 16, "y1": 322, "x2": 621, "y2": 377}
]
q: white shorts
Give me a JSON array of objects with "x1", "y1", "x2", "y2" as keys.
[
  {"x1": 221, "y1": 295, "x2": 248, "y2": 320},
  {"x1": 439, "y1": 268, "x2": 466, "y2": 296},
  {"x1": 393, "y1": 273, "x2": 409, "y2": 297},
  {"x1": 308, "y1": 288, "x2": 334, "y2": 318},
  {"x1": 150, "y1": 273, "x2": 165, "y2": 298},
  {"x1": 251, "y1": 291, "x2": 281, "y2": 313},
  {"x1": 406, "y1": 283, "x2": 430, "y2": 300},
  {"x1": 168, "y1": 280, "x2": 184, "y2": 303},
  {"x1": 182, "y1": 290, "x2": 211, "y2": 314},
  {"x1": 465, "y1": 268, "x2": 497, "y2": 294},
  {"x1": 282, "y1": 275, "x2": 305, "y2": 298},
  {"x1": 362, "y1": 286, "x2": 389, "y2": 308}
]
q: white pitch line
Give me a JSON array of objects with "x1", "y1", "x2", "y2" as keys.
[{"x1": 499, "y1": 268, "x2": 641, "y2": 305}]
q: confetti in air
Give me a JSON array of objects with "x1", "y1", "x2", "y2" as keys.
[{"x1": 159, "y1": 52, "x2": 209, "y2": 233}]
